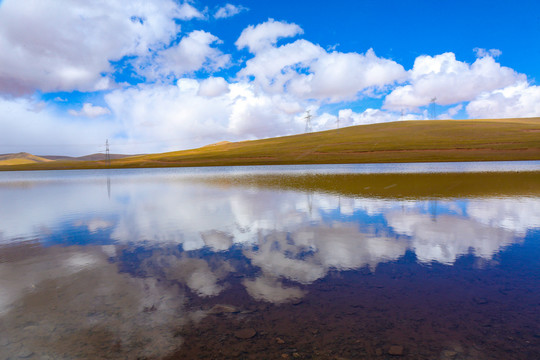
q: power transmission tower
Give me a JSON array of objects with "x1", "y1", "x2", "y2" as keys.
[
  {"x1": 336, "y1": 116, "x2": 340, "y2": 133},
  {"x1": 304, "y1": 110, "x2": 313, "y2": 133},
  {"x1": 105, "y1": 139, "x2": 111, "y2": 166},
  {"x1": 429, "y1": 97, "x2": 437, "y2": 120}
]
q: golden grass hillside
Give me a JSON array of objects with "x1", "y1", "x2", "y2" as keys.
[
  {"x1": 0, "y1": 152, "x2": 52, "y2": 166},
  {"x1": 2, "y1": 118, "x2": 540, "y2": 171}
]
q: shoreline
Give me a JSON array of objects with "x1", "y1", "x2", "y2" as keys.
[{"x1": 2, "y1": 157, "x2": 540, "y2": 172}]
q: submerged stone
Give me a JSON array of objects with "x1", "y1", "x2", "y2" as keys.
[
  {"x1": 234, "y1": 328, "x2": 257, "y2": 339},
  {"x1": 388, "y1": 345, "x2": 404, "y2": 356}
]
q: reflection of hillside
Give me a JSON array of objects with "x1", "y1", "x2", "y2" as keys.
[{"x1": 200, "y1": 171, "x2": 540, "y2": 199}]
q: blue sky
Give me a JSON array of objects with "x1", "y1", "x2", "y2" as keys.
[{"x1": 0, "y1": 0, "x2": 539, "y2": 156}]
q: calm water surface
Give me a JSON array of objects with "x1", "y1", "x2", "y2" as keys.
[{"x1": 1, "y1": 163, "x2": 539, "y2": 359}]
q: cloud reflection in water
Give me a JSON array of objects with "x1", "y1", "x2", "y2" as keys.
[{"x1": 0, "y1": 171, "x2": 539, "y2": 358}]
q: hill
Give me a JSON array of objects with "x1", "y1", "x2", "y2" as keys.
[
  {"x1": 1, "y1": 118, "x2": 539, "y2": 171},
  {"x1": 0, "y1": 152, "x2": 53, "y2": 166},
  {"x1": 40, "y1": 153, "x2": 138, "y2": 161}
]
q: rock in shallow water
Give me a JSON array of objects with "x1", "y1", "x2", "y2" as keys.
[
  {"x1": 234, "y1": 328, "x2": 257, "y2": 339},
  {"x1": 388, "y1": 345, "x2": 404, "y2": 356},
  {"x1": 209, "y1": 304, "x2": 240, "y2": 315}
]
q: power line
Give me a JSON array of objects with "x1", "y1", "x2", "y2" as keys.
[
  {"x1": 105, "y1": 139, "x2": 111, "y2": 166},
  {"x1": 304, "y1": 110, "x2": 313, "y2": 133},
  {"x1": 429, "y1": 97, "x2": 437, "y2": 120}
]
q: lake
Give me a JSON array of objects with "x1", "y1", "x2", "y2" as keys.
[{"x1": 1, "y1": 162, "x2": 539, "y2": 359}]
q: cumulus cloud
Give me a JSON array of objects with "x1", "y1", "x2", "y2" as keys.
[
  {"x1": 0, "y1": 97, "x2": 117, "y2": 156},
  {"x1": 104, "y1": 79, "x2": 305, "y2": 153},
  {"x1": 0, "y1": 0, "x2": 189, "y2": 95},
  {"x1": 239, "y1": 39, "x2": 406, "y2": 102},
  {"x1": 104, "y1": 80, "x2": 230, "y2": 153},
  {"x1": 384, "y1": 52, "x2": 524, "y2": 111},
  {"x1": 138, "y1": 30, "x2": 230, "y2": 80},
  {"x1": 197, "y1": 77, "x2": 230, "y2": 97},
  {"x1": 236, "y1": 20, "x2": 406, "y2": 103},
  {"x1": 288, "y1": 49, "x2": 407, "y2": 102},
  {"x1": 236, "y1": 18, "x2": 304, "y2": 53},
  {"x1": 474, "y1": 48, "x2": 502, "y2": 58},
  {"x1": 238, "y1": 39, "x2": 325, "y2": 92},
  {"x1": 177, "y1": 1, "x2": 205, "y2": 20},
  {"x1": 337, "y1": 108, "x2": 398, "y2": 126},
  {"x1": 68, "y1": 103, "x2": 111, "y2": 118},
  {"x1": 466, "y1": 81, "x2": 540, "y2": 119},
  {"x1": 214, "y1": 3, "x2": 248, "y2": 19}
]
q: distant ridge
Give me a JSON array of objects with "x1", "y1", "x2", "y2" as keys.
[
  {"x1": 41, "y1": 153, "x2": 137, "y2": 161},
  {"x1": 0, "y1": 152, "x2": 52, "y2": 166}
]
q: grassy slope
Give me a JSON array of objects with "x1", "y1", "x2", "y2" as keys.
[
  {"x1": 0, "y1": 153, "x2": 52, "y2": 166},
  {"x1": 2, "y1": 118, "x2": 540, "y2": 171}
]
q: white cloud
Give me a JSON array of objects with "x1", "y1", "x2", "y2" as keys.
[
  {"x1": 103, "y1": 79, "x2": 305, "y2": 153},
  {"x1": 0, "y1": 97, "x2": 117, "y2": 156},
  {"x1": 227, "y1": 83, "x2": 304, "y2": 137},
  {"x1": 384, "y1": 52, "x2": 524, "y2": 111},
  {"x1": 0, "y1": 0, "x2": 188, "y2": 95},
  {"x1": 197, "y1": 77, "x2": 230, "y2": 97},
  {"x1": 238, "y1": 39, "x2": 325, "y2": 93},
  {"x1": 337, "y1": 108, "x2": 398, "y2": 126},
  {"x1": 177, "y1": 1, "x2": 205, "y2": 20},
  {"x1": 288, "y1": 49, "x2": 407, "y2": 102},
  {"x1": 105, "y1": 80, "x2": 231, "y2": 153},
  {"x1": 445, "y1": 104, "x2": 463, "y2": 117},
  {"x1": 235, "y1": 21, "x2": 406, "y2": 103},
  {"x1": 214, "y1": 3, "x2": 247, "y2": 19},
  {"x1": 68, "y1": 103, "x2": 111, "y2": 118},
  {"x1": 137, "y1": 30, "x2": 230, "y2": 80},
  {"x1": 466, "y1": 81, "x2": 540, "y2": 119},
  {"x1": 474, "y1": 48, "x2": 502, "y2": 58},
  {"x1": 236, "y1": 18, "x2": 303, "y2": 53},
  {"x1": 238, "y1": 30, "x2": 406, "y2": 102}
]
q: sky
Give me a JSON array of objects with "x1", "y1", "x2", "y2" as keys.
[{"x1": 0, "y1": 0, "x2": 539, "y2": 156}]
